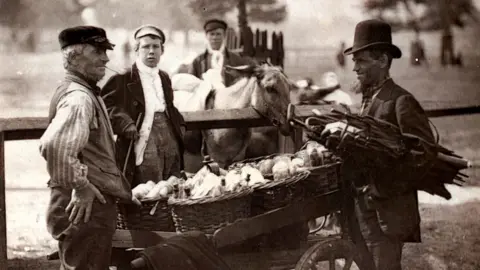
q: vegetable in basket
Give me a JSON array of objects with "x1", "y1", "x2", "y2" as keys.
[
  {"x1": 132, "y1": 181, "x2": 155, "y2": 200},
  {"x1": 240, "y1": 166, "x2": 267, "y2": 186},
  {"x1": 257, "y1": 158, "x2": 275, "y2": 175},
  {"x1": 272, "y1": 157, "x2": 293, "y2": 180}
]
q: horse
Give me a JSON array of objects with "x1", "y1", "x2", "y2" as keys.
[
  {"x1": 172, "y1": 63, "x2": 292, "y2": 172},
  {"x1": 245, "y1": 71, "x2": 353, "y2": 158}
]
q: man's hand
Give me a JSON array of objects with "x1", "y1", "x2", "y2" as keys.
[
  {"x1": 321, "y1": 121, "x2": 360, "y2": 137},
  {"x1": 66, "y1": 183, "x2": 106, "y2": 224},
  {"x1": 180, "y1": 125, "x2": 186, "y2": 139},
  {"x1": 124, "y1": 124, "x2": 138, "y2": 140},
  {"x1": 132, "y1": 195, "x2": 142, "y2": 206}
]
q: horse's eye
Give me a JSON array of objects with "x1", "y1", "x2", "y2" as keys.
[{"x1": 265, "y1": 86, "x2": 276, "y2": 93}]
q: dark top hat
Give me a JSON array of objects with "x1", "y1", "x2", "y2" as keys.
[
  {"x1": 203, "y1": 19, "x2": 228, "y2": 33},
  {"x1": 58, "y1": 26, "x2": 115, "y2": 50},
  {"x1": 344, "y1": 19, "x2": 402, "y2": 58}
]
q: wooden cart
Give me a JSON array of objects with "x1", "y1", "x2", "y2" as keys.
[
  {"x1": 110, "y1": 105, "x2": 376, "y2": 270},
  {"x1": 111, "y1": 168, "x2": 374, "y2": 270}
]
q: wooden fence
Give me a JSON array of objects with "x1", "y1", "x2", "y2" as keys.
[
  {"x1": 0, "y1": 103, "x2": 480, "y2": 266},
  {"x1": 225, "y1": 26, "x2": 285, "y2": 68}
]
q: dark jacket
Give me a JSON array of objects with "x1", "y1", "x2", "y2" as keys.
[
  {"x1": 187, "y1": 49, "x2": 254, "y2": 87},
  {"x1": 101, "y1": 64, "x2": 186, "y2": 185},
  {"x1": 361, "y1": 79, "x2": 435, "y2": 243}
]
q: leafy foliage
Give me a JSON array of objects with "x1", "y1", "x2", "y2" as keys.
[
  {"x1": 362, "y1": 0, "x2": 478, "y2": 31},
  {"x1": 186, "y1": 0, "x2": 288, "y2": 26}
]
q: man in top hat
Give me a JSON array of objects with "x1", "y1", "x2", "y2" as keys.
[
  {"x1": 102, "y1": 25, "x2": 186, "y2": 190},
  {"x1": 186, "y1": 18, "x2": 254, "y2": 88},
  {"x1": 338, "y1": 19, "x2": 435, "y2": 270},
  {"x1": 40, "y1": 26, "x2": 135, "y2": 269}
]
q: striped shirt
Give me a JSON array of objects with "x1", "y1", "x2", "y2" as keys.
[{"x1": 39, "y1": 90, "x2": 94, "y2": 189}]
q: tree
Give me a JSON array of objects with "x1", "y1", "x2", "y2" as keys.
[
  {"x1": 0, "y1": 0, "x2": 38, "y2": 29},
  {"x1": 247, "y1": 0, "x2": 288, "y2": 24},
  {"x1": 0, "y1": 0, "x2": 79, "y2": 51},
  {"x1": 186, "y1": 0, "x2": 288, "y2": 29},
  {"x1": 363, "y1": 0, "x2": 478, "y2": 65},
  {"x1": 187, "y1": 0, "x2": 237, "y2": 22}
]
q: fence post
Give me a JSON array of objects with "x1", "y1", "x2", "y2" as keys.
[
  {"x1": 0, "y1": 131, "x2": 6, "y2": 266},
  {"x1": 242, "y1": 26, "x2": 254, "y2": 57},
  {"x1": 278, "y1": 31, "x2": 285, "y2": 68}
]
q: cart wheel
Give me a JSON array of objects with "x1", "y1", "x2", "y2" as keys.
[
  {"x1": 308, "y1": 215, "x2": 328, "y2": 234},
  {"x1": 295, "y1": 239, "x2": 361, "y2": 270}
]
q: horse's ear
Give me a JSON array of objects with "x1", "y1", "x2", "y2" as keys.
[{"x1": 224, "y1": 64, "x2": 256, "y2": 76}]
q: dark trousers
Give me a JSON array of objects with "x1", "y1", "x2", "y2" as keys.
[
  {"x1": 355, "y1": 198, "x2": 404, "y2": 270},
  {"x1": 135, "y1": 112, "x2": 181, "y2": 186},
  {"x1": 46, "y1": 187, "x2": 117, "y2": 270}
]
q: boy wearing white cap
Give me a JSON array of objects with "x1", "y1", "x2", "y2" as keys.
[{"x1": 102, "y1": 25, "x2": 186, "y2": 189}]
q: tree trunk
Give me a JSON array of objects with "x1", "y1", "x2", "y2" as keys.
[
  {"x1": 184, "y1": 29, "x2": 190, "y2": 47},
  {"x1": 237, "y1": 0, "x2": 248, "y2": 31}
]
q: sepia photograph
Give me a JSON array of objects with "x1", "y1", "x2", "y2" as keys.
[{"x1": 1, "y1": 0, "x2": 479, "y2": 269}]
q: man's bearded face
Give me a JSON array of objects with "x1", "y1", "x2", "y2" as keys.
[{"x1": 351, "y1": 50, "x2": 385, "y2": 91}]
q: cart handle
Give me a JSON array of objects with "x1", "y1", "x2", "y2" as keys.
[{"x1": 131, "y1": 257, "x2": 146, "y2": 268}]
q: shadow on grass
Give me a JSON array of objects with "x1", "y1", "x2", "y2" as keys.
[{"x1": 403, "y1": 201, "x2": 480, "y2": 270}]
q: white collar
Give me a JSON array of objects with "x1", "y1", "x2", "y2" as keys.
[
  {"x1": 136, "y1": 59, "x2": 160, "y2": 75},
  {"x1": 206, "y1": 40, "x2": 225, "y2": 55}
]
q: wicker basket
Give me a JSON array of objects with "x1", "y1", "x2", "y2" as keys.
[
  {"x1": 116, "y1": 198, "x2": 175, "y2": 232},
  {"x1": 168, "y1": 188, "x2": 253, "y2": 234},
  {"x1": 300, "y1": 162, "x2": 341, "y2": 198},
  {"x1": 249, "y1": 170, "x2": 311, "y2": 214}
]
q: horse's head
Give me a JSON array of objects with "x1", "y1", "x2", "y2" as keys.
[{"x1": 225, "y1": 63, "x2": 292, "y2": 136}]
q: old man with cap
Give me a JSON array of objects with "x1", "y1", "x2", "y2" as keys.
[
  {"x1": 187, "y1": 18, "x2": 254, "y2": 87},
  {"x1": 334, "y1": 19, "x2": 436, "y2": 270},
  {"x1": 39, "y1": 26, "x2": 135, "y2": 269},
  {"x1": 102, "y1": 25, "x2": 186, "y2": 194}
]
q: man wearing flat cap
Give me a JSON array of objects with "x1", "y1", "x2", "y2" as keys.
[
  {"x1": 186, "y1": 18, "x2": 254, "y2": 87},
  {"x1": 335, "y1": 19, "x2": 436, "y2": 270},
  {"x1": 40, "y1": 26, "x2": 136, "y2": 269},
  {"x1": 102, "y1": 25, "x2": 186, "y2": 194}
]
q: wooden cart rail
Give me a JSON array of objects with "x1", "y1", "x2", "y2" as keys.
[
  {"x1": 110, "y1": 190, "x2": 341, "y2": 249},
  {"x1": 1, "y1": 103, "x2": 480, "y2": 266}
]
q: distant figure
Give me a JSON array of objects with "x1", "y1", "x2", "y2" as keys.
[
  {"x1": 453, "y1": 52, "x2": 463, "y2": 67},
  {"x1": 186, "y1": 19, "x2": 254, "y2": 88},
  {"x1": 336, "y1": 41, "x2": 346, "y2": 69},
  {"x1": 410, "y1": 30, "x2": 428, "y2": 67},
  {"x1": 440, "y1": 32, "x2": 455, "y2": 66}
]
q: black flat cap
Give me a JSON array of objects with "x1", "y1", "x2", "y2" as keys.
[
  {"x1": 203, "y1": 19, "x2": 227, "y2": 33},
  {"x1": 58, "y1": 26, "x2": 115, "y2": 50}
]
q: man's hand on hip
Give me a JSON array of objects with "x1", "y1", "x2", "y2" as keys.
[
  {"x1": 66, "y1": 183, "x2": 106, "y2": 224},
  {"x1": 124, "y1": 123, "x2": 139, "y2": 140}
]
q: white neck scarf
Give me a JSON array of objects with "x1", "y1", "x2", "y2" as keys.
[
  {"x1": 136, "y1": 59, "x2": 160, "y2": 76},
  {"x1": 206, "y1": 41, "x2": 226, "y2": 70}
]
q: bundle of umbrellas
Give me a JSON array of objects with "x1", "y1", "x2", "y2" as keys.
[{"x1": 287, "y1": 104, "x2": 470, "y2": 200}]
